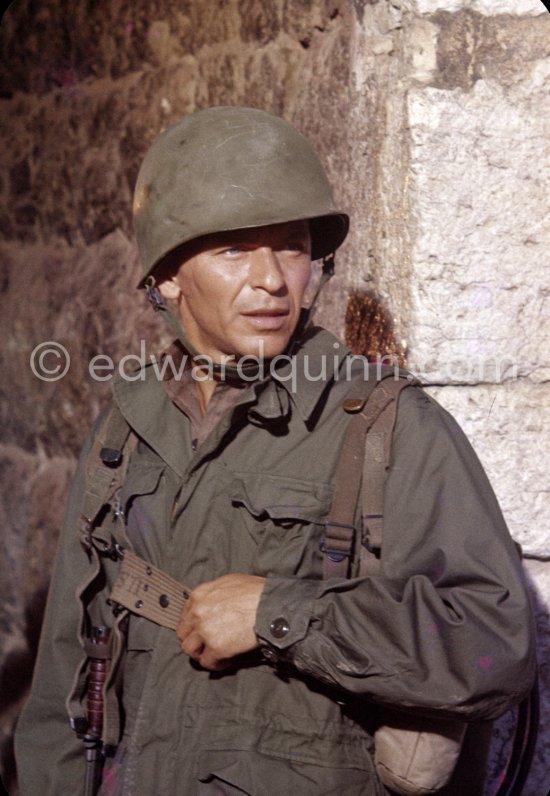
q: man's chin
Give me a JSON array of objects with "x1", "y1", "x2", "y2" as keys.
[{"x1": 231, "y1": 336, "x2": 294, "y2": 363}]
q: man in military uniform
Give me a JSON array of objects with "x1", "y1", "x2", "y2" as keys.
[{"x1": 15, "y1": 107, "x2": 536, "y2": 795}]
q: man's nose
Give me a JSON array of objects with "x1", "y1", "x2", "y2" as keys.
[{"x1": 249, "y1": 247, "x2": 287, "y2": 293}]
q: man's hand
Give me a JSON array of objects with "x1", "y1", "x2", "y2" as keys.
[{"x1": 176, "y1": 574, "x2": 266, "y2": 671}]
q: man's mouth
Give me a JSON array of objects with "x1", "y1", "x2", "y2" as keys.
[{"x1": 242, "y1": 308, "x2": 290, "y2": 329}]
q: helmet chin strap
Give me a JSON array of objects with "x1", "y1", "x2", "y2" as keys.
[
  {"x1": 292, "y1": 253, "x2": 335, "y2": 341},
  {"x1": 143, "y1": 253, "x2": 335, "y2": 382}
]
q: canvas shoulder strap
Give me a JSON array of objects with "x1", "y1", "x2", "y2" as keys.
[
  {"x1": 67, "y1": 404, "x2": 138, "y2": 746},
  {"x1": 322, "y1": 371, "x2": 413, "y2": 580},
  {"x1": 80, "y1": 406, "x2": 192, "y2": 631},
  {"x1": 79, "y1": 404, "x2": 137, "y2": 551}
]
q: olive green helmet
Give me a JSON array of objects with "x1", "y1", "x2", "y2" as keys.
[{"x1": 133, "y1": 106, "x2": 349, "y2": 282}]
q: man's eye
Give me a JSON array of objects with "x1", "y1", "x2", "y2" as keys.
[{"x1": 285, "y1": 240, "x2": 307, "y2": 253}]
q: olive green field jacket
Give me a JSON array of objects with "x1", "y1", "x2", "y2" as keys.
[{"x1": 14, "y1": 328, "x2": 536, "y2": 795}]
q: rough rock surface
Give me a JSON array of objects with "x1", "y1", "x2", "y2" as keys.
[
  {"x1": 1, "y1": 1, "x2": 548, "y2": 793},
  {"x1": 406, "y1": 69, "x2": 550, "y2": 387},
  {"x1": 408, "y1": 0, "x2": 546, "y2": 16},
  {"x1": 404, "y1": 9, "x2": 550, "y2": 791},
  {"x1": 426, "y1": 382, "x2": 550, "y2": 554}
]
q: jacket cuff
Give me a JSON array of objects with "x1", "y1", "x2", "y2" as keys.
[{"x1": 255, "y1": 576, "x2": 319, "y2": 662}]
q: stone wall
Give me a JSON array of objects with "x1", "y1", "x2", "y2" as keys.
[{"x1": 1, "y1": 1, "x2": 548, "y2": 793}]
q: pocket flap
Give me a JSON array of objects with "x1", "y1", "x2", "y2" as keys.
[
  {"x1": 121, "y1": 460, "x2": 165, "y2": 505},
  {"x1": 230, "y1": 472, "x2": 332, "y2": 522}
]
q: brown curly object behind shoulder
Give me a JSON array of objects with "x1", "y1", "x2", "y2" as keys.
[{"x1": 344, "y1": 290, "x2": 407, "y2": 367}]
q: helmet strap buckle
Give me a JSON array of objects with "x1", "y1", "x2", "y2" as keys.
[
  {"x1": 322, "y1": 253, "x2": 335, "y2": 279},
  {"x1": 144, "y1": 276, "x2": 166, "y2": 311},
  {"x1": 307, "y1": 252, "x2": 336, "y2": 314}
]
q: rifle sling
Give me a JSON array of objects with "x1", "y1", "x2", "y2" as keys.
[{"x1": 110, "y1": 549, "x2": 191, "y2": 631}]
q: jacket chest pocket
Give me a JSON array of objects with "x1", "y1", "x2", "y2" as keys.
[
  {"x1": 120, "y1": 455, "x2": 167, "y2": 558},
  {"x1": 229, "y1": 471, "x2": 333, "y2": 579}
]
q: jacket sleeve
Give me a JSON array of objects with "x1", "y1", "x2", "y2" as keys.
[
  {"x1": 255, "y1": 387, "x2": 537, "y2": 721},
  {"x1": 14, "y1": 413, "x2": 106, "y2": 795}
]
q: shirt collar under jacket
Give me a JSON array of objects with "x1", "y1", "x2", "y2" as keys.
[
  {"x1": 111, "y1": 327, "x2": 352, "y2": 475},
  {"x1": 156, "y1": 327, "x2": 351, "y2": 424}
]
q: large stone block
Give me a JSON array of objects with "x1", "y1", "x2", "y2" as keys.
[
  {"x1": 405, "y1": 0, "x2": 546, "y2": 15},
  {"x1": 426, "y1": 382, "x2": 550, "y2": 555},
  {"x1": 406, "y1": 64, "x2": 550, "y2": 384},
  {"x1": 430, "y1": 11, "x2": 550, "y2": 91}
]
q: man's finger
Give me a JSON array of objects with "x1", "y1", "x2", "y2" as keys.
[
  {"x1": 180, "y1": 630, "x2": 204, "y2": 661},
  {"x1": 199, "y1": 650, "x2": 231, "y2": 672},
  {"x1": 176, "y1": 602, "x2": 196, "y2": 644}
]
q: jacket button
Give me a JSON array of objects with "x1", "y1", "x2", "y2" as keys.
[
  {"x1": 269, "y1": 617, "x2": 290, "y2": 639},
  {"x1": 343, "y1": 398, "x2": 365, "y2": 413}
]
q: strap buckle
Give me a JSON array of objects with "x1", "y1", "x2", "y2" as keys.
[
  {"x1": 362, "y1": 513, "x2": 383, "y2": 553},
  {"x1": 322, "y1": 253, "x2": 335, "y2": 278},
  {"x1": 144, "y1": 275, "x2": 165, "y2": 310},
  {"x1": 80, "y1": 526, "x2": 125, "y2": 561},
  {"x1": 319, "y1": 543, "x2": 350, "y2": 563},
  {"x1": 320, "y1": 520, "x2": 356, "y2": 562}
]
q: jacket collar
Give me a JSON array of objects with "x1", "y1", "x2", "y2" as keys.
[
  {"x1": 111, "y1": 327, "x2": 350, "y2": 474},
  {"x1": 112, "y1": 366, "x2": 191, "y2": 477},
  {"x1": 269, "y1": 326, "x2": 350, "y2": 422}
]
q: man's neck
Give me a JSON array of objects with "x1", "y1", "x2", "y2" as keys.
[{"x1": 193, "y1": 374, "x2": 217, "y2": 414}]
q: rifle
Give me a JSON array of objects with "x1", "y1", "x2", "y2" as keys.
[{"x1": 83, "y1": 625, "x2": 111, "y2": 796}]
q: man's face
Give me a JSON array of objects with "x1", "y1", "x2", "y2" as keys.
[{"x1": 157, "y1": 221, "x2": 312, "y2": 362}]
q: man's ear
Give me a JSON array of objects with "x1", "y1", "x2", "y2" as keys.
[{"x1": 157, "y1": 275, "x2": 182, "y2": 301}]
